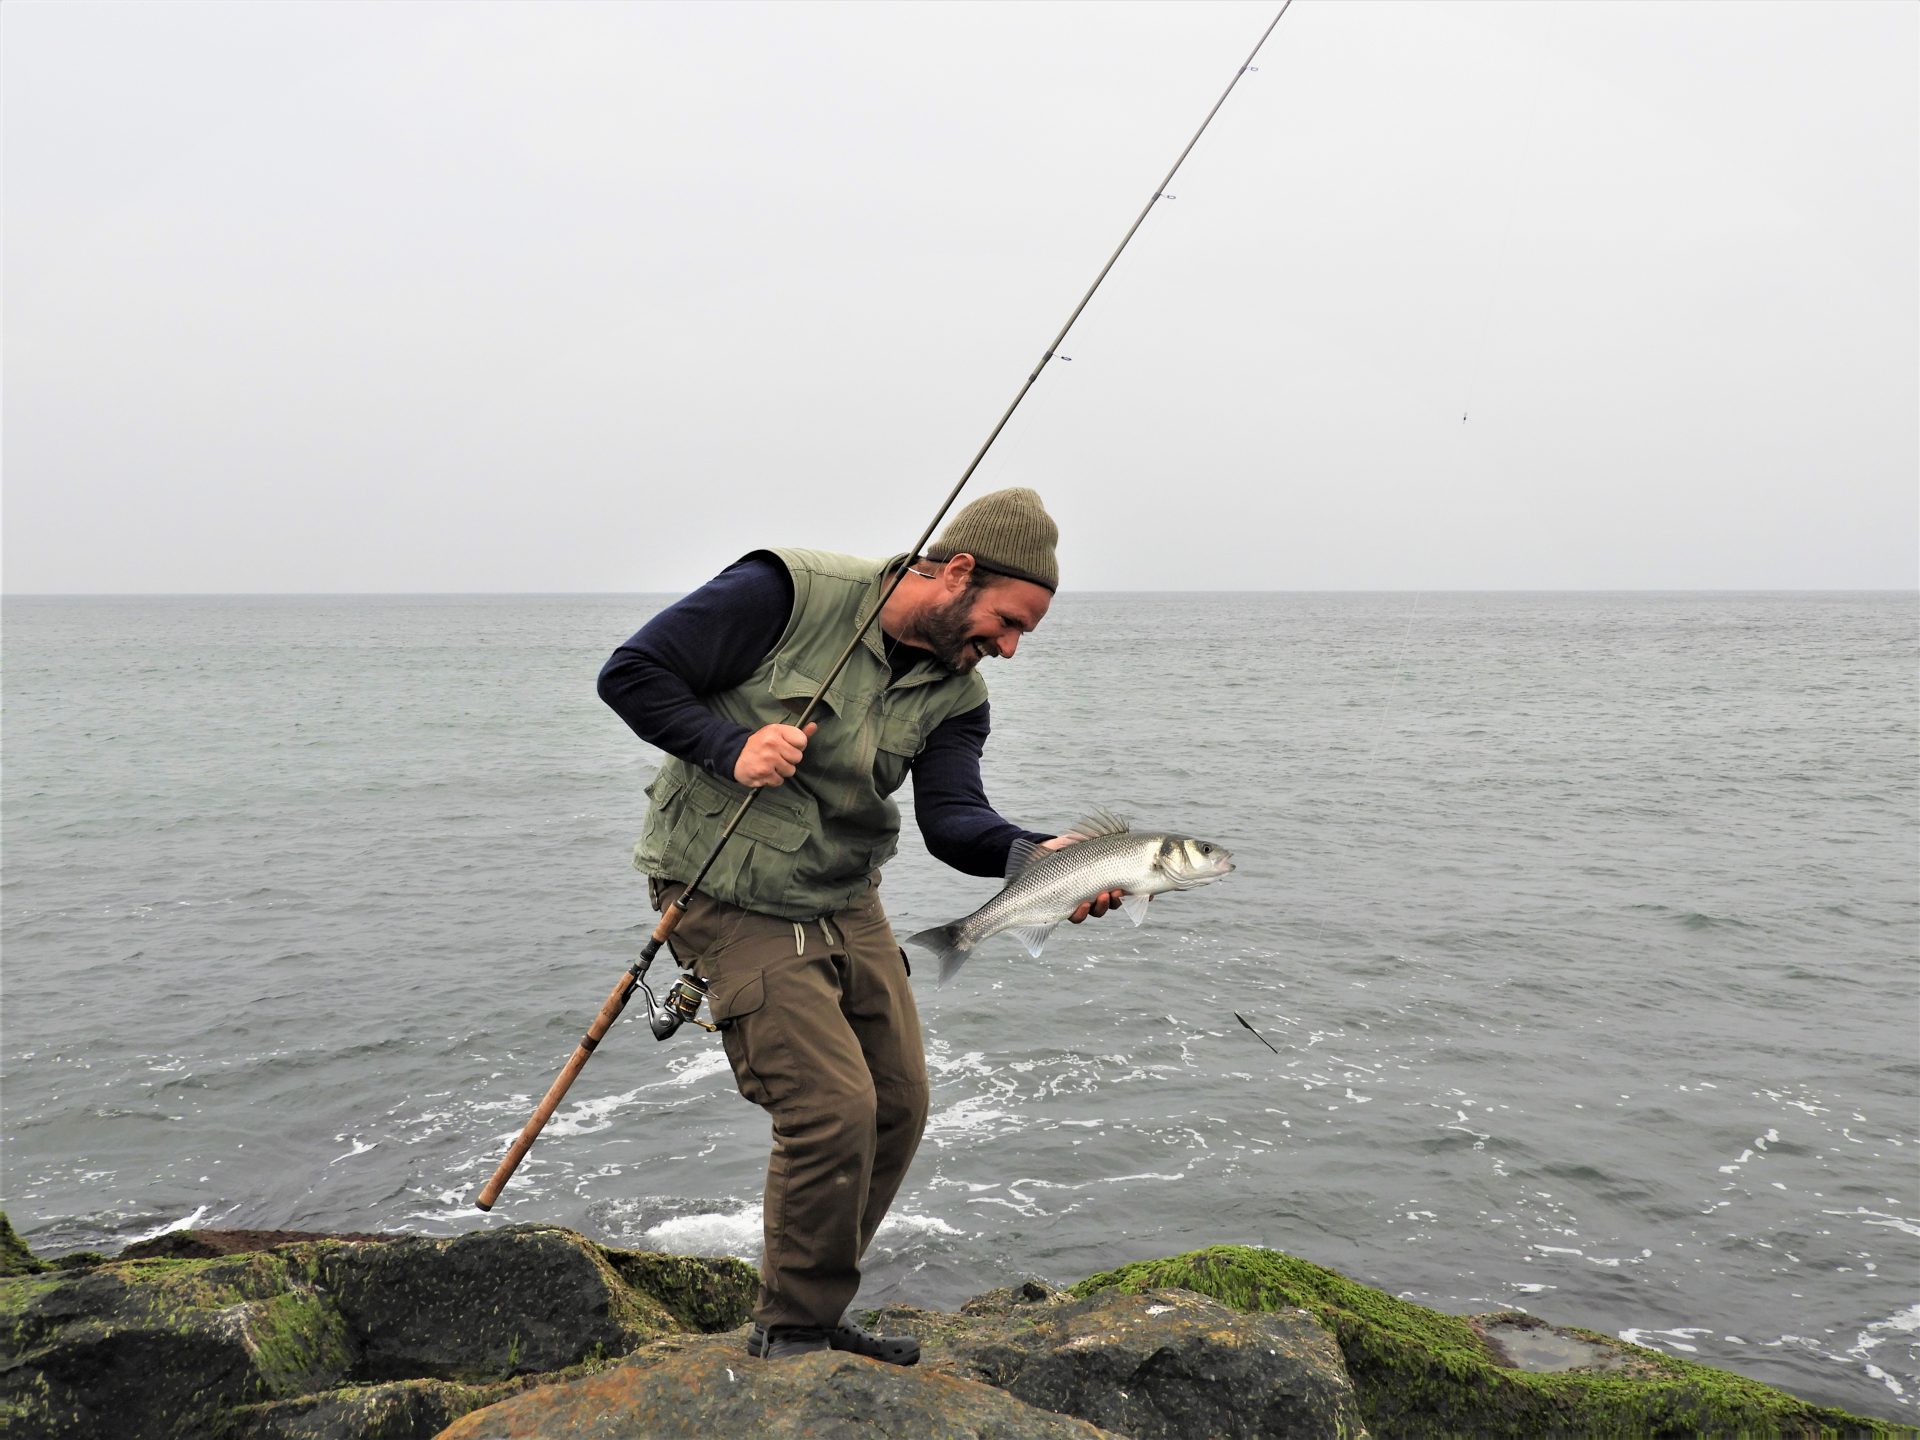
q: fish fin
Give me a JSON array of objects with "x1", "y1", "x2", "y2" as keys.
[
  {"x1": 1009, "y1": 924, "x2": 1057, "y2": 958},
  {"x1": 1058, "y1": 808, "x2": 1131, "y2": 843},
  {"x1": 907, "y1": 923, "x2": 971, "y2": 988},
  {"x1": 1006, "y1": 836, "x2": 1045, "y2": 875},
  {"x1": 1120, "y1": 892, "x2": 1153, "y2": 927}
]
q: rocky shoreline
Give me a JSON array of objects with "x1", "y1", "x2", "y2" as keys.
[{"x1": 1, "y1": 1212, "x2": 1905, "y2": 1438}]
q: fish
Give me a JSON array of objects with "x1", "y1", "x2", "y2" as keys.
[{"x1": 905, "y1": 809, "x2": 1235, "y2": 985}]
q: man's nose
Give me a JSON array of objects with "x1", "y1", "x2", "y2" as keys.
[{"x1": 999, "y1": 633, "x2": 1019, "y2": 659}]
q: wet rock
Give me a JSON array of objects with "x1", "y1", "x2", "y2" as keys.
[
  {"x1": 123, "y1": 1230, "x2": 398, "y2": 1262},
  {"x1": 312, "y1": 1226, "x2": 661, "y2": 1382},
  {"x1": 0, "y1": 1225, "x2": 756, "y2": 1440},
  {"x1": 944, "y1": 1286, "x2": 1364, "y2": 1440},
  {"x1": 230, "y1": 1376, "x2": 535, "y2": 1440},
  {"x1": 0, "y1": 1250, "x2": 350, "y2": 1440},
  {"x1": 0, "y1": 1213, "x2": 47, "y2": 1277},
  {"x1": 434, "y1": 1339, "x2": 1119, "y2": 1440},
  {"x1": 1475, "y1": 1311, "x2": 1638, "y2": 1375},
  {"x1": 1074, "y1": 1245, "x2": 1898, "y2": 1439},
  {"x1": 4, "y1": 1221, "x2": 1899, "y2": 1440}
]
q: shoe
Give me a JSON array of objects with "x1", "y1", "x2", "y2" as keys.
[
  {"x1": 827, "y1": 1320, "x2": 920, "y2": 1366},
  {"x1": 749, "y1": 1320, "x2": 920, "y2": 1366},
  {"x1": 754, "y1": 1323, "x2": 831, "y2": 1359}
]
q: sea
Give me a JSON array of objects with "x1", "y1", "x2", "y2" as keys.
[{"x1": 3, "y1": 591, "x2": 1916, "y2": 1422}]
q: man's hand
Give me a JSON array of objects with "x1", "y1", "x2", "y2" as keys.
[
  {"x1": 734, "y1": 721, "x2": 817, "y2": 788},
  {"x1": 1039, "y1": 833, "x2": 1128, "y2": 923}
]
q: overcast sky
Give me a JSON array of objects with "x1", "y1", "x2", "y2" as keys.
[{"x1": 3, "y1": 0, "x2": 1914, "y2": 593}]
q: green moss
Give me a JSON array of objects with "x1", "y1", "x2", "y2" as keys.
[
  {"x1": 1, "y1": 1274, "x2": 65, "y2": 1357},
  {"x1": 1073, "y1": 1245, "x2": 1905, "y2": 1439},
  {"x1": 0, "y1": 1275, "x2": 63, "y2": 1320},
  {"x1": 240, "y1": 1287, "x2": 357, "y2": 1397},
  {"x1": 48, "y1": 1251, "x2": 108, "y2": 1271},
  {"x1": 0, "y1": 1213, "x2": 47, "y2": 1277},
  {"x1": 600, "y1": 1246, "x2": 757, "y2": 1334}
]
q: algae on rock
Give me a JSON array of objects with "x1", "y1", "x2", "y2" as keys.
[
  {"x1": 0, "y1": 1217, "x2": 756, "y2": 1440},
  {"x1": 1073, "y1": 1244, "x2": 1906, "y2": 1439}
]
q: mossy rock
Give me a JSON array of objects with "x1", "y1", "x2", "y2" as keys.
[
  {"x1": 0, "y1": 1213, "x2": 48, "y2": 1278},
  {"x1": 1, "y1": 1250, "x2": 359, "y2": 1439},
  {"x1": 0, "y1": 1224, "x2": 757, "y2": 1440},
  {"x1": 1072, "y1": 1245, "x2": 1904, "y2": 1439},
  {"x1": 599, "y1": 1247, "x2": 758, "y2": 1335}
]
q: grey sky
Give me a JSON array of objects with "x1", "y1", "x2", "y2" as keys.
[{"x1": 4, "y1": 0, "x2": 1914, "y2": 593}]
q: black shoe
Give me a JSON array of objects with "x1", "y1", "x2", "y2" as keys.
[
  {"x1": 748, "y1": 1321, "x2": 920, "y2": 1366},
  {"x1": 754, "y1": 1323, "x2": 831, "y2": 1359},
  {"x1": 827, "y1": 1320, "x2": 920, "y2": 1366}
]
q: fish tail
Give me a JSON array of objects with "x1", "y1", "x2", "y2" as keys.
[{"x1": 905, "y1": 922, "x2": 972, "y2": 987}]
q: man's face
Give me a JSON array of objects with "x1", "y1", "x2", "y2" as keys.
[{"x1": 919, "y1": 572, "x2": 1053, "y2": 673}]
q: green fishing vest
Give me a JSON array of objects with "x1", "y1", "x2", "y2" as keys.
[{"x1": 634, "y1": 548, "x2": 989, "y2": 920}]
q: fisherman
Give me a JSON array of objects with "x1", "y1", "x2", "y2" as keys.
[{"x1": 598, "y1": 488, "x2": 1120, "y2": 1364}]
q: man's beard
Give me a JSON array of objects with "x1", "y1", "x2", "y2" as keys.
[{"x1": 918, "y1": 591, "x2": 986, "y2": 674}]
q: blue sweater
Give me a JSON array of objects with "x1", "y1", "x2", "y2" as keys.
[{"x1": 599, "y1": 552, "x2": 1047, "y2": 878}]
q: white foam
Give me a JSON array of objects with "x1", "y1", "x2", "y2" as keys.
[
  {"x1": 874, "y1": 1212, "x2": 965, "y2": 1241},
  {"x1": 126, "y1": 1205, "x2": 211, "y2": 1244},
  {"x1": 1822, "y1": 1207, "x2": 1920, "y2": 1240},
  {"x1": 1620, "y1": 1326, "x2": 1714, "y2": 1354},
  {"x1": 542, "y1": 1086, "x2": 646, "y2": 1138},
  {"x1": 329, "y1": 1138, "x2": 377, "y2": 1165},
  {"x1": 641, "y1": 1205, "x2": 962, "y2": 1259},
  {"x1": 925, "y1": 1094, "x2": 1020, "y2": 1141},
  {"x1": 644, "y1": 1205, "x2": 761, "y2": 1258},
  {"x1": 655, "y1": 1049, "x2": 732, "y2": 1088}
]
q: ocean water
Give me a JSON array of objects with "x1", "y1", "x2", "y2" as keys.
[{"x1": 3, "y1": 591, "x2": 1915, "y2": 1421}]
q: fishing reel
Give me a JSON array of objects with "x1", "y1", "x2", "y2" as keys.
[{"x1": 632, "y1": 954, "x2": 718, "y2": 1042}]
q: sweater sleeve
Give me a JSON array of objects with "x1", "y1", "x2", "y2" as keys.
[
  {"x1": 910, "y1": 700, "x2": 1054, "y2": 877},
  {"x1": 597, "y1": 552, "x2": 793, "y2": 780}
]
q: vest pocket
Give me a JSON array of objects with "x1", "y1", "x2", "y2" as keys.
[
  {"x1": 685, "y1": 771, "x2": 810, "y2": 853},
  {"x1": 876, "y1": 711, "x2": 926, "y2": 756},
  {"x1": 873, "y1": 711, "x2": 925, "y2": 798}
]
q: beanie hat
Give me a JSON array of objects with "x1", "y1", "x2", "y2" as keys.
[{"x1": 924, "y1": 487, "x2": 1060, "y2": 593}]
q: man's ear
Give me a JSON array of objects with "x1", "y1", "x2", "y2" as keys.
[{"x1": 943, "y1": 553, "x2": 977, "y2": 592}]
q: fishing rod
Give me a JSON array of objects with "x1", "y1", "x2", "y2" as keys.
[{"x1": 475, "y1": 3, "x2": 1292, "y2": 1212}]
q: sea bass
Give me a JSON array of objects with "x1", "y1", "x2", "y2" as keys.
[{"x1": 905, "y1": 810, "x2": 1235, "y2": 985}]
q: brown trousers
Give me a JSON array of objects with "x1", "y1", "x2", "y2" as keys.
[{"x1": 650, "y1": 876, "x2": 930, "y2": 1329}]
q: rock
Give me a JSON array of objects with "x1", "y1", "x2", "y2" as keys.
[
  {"x1": 433, "y1": 1338, "x2": 1120, "y2": 1440},
  {"x1": 439, "y1": 1281, "x2": 1362, "y2": 1440},
  {"x1": 0, "y1": 1214, "x2": 47, "y2": 1277},
  {"x1": 0, "y1": 1222, "x2": 755, "y2": 1440},
  {"x1": 122, "y1": 1230, "x2": 398, "y2": 1262},
  {"x1": 312, "y1": 1226, "x2": 666, "y2": 1382},
  {"x1": 941, "y1": 1286, "x2": 1364, "y2": 1440},
  {"x1": 230, "y1": 1376, "x2": 537, "y2": 1440},
  {"x1": 1, "y1": 1246, "x2": 358, "y2": 1440},
  {"x1": 4, "y1": 1217, "x2": 1901, "y2": 1440},
  {"x1": 1073, "y1": 1245, "x2": 1899, "y2": 1439}
]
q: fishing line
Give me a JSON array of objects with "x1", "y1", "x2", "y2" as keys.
[
  {"x1": 1238, "y1": 591, "x2": 1423, "y2": 1057},
  {"x1": 478, "y1": 5, "x2": 1296, "y2": 1210}
]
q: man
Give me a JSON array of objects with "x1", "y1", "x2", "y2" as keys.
[{"x1": 598, "y1": 487, "x2": 1118, "y2": 1364}]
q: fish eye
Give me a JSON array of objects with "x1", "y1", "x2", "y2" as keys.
[{"x1": 1199, "y1": 844, "x2": 1213, "y2": 855}]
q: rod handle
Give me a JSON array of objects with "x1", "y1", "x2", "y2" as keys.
[
  {"x1": 650, "y1": 896, "x2": 687, "y2": 946},
  {"x1": 473, "y1": 960, "x2": 643, "y2": 1211}
]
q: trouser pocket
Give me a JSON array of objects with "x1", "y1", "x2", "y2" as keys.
[{"x1": 708, "y1": 968, "x2": 775, "y2": 1107}]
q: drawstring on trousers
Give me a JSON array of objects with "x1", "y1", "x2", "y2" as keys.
[{"x1": 791, "y1": 917, "x2": 842, "y2": 954}]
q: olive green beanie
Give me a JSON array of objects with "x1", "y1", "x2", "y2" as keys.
[{"x1": 925, "y1": 487, "x2": 1059, "y2": 593}]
